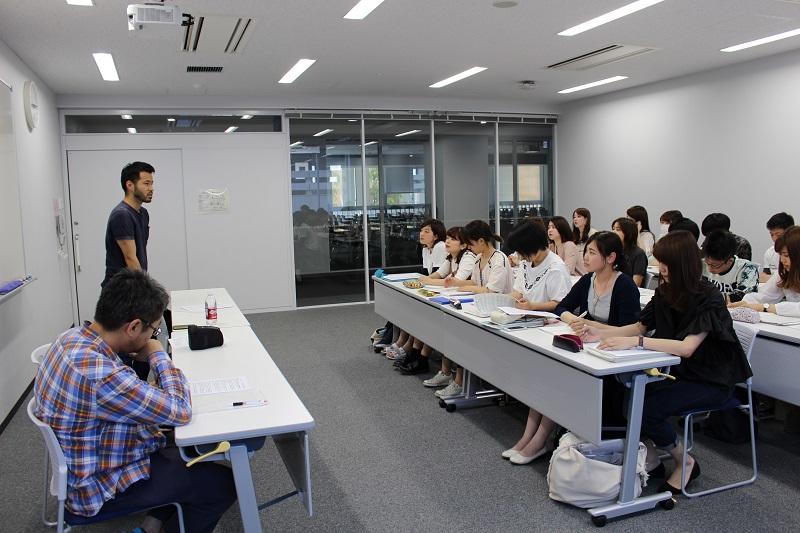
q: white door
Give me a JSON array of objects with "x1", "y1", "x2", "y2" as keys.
[{"x1": 67, "y1": 149, "x2": 189, "y2": 320}]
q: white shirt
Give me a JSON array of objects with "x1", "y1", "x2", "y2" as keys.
[
  {"x1": 743, "y1": 273, "x2": 800, "y2": 317},
  {"x1": 437, "y1": 250, "x2": 477, "y2": 281},
  {"x1": 470, "y1": 249, "x2": 513, "y2": 293},
  {"x1": 637, "y1": 231, "x2": 655, "y2": 257},
  {"x1": 513, "y1": 251, "x2": 571, "y2": 304},
  {"x1": 763, "y1": 245, "x2": 779, "y2": 274},
  {"x1": 421, "y1": 241, "x2": 447, "y2": 275}
]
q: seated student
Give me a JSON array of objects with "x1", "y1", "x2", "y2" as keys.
[
  {"x1": 626, "y1": 205, "x2": 656, "y2": 258},
  {"x1": 612, "y1": 217, "x2": 648, "y2": 287},
  {"x1": 701, "y1": 230, "x2": 759, "y2": 302},
  {"x1": 508, "y1": 217, "x2": 545, "y2": 267},
  {"x1": 761, "y1": 212, "x2": 794, "y2": 282},
  {"x1": 506, "y1": 232, "x2": 639, "y2": 464},
  {"x1": 419, "y1": 227, "x2": 477, "y2": 391},
  {"x1": 444, "y1": 220, "x2": 513, "y2": 294},
  {"x1": 547, "y1": 216, "x2": 580, "y2": 276},
  {"x1": 658, "y1": 210, "x2": 683, "y2": 240},
  {"x1": 669, "y1": 217, "x2": 701, "y2": 242},
  {"x1": 383, "y1": 219, "x2": 448, "y2": 362},
  {"x1": 732, "y1": 225, "x2": 800, "y2": 316},
  {"x1": 580, "y1": 231, "x2": 752, "y2": 495},
  {"x1": 501, "y1": 221, "x2": 572, "y2": 464},
  {"x1": 572, "y1": 208, "x2": 598, "y2": 272},
  {"x1": 33, "y1": 270, "x2": 236, "y2": 533},
  {"x1": 701, "y1": 212, "x2": 752, "y2": 260}
]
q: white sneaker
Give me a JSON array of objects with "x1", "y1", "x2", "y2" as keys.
[
  {"x1": 386, "y1": 347, "x2": 406, "y2": 360},
  {"x1": 435, "y1": 381, "x2": 463, "y2": 398},
  {"x1": 423, "y1": 371, "x2": 453, "y2": 388}
]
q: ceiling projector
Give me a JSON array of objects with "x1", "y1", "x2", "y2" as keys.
[{"x1": 127, "y1": 3, "x2": 183, "y2": 31}]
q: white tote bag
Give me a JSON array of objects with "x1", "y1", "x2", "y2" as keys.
[{"x1": 546, "y1": 432, "x2": 648, "y2": 508}]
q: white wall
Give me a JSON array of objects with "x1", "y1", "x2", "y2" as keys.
[
  {"x1": 556, "y1": 48, "x2": 800, "y2": 261},
  {"x1": 0, "y1": 40, "x2": 73, "y2": 423}
]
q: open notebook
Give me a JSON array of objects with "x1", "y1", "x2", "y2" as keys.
[
  {"x1": 584, "y1": 343, "x2": 662, "y2": 363},
  {"x1": 758, "y1": 313, "x2": 800, "y2": 326}
]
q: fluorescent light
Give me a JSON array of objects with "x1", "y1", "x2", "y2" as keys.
[
  {"x1": 429, "y1": 67, "x2": 487, "y2": 88},
  {"x1": 721, "y1": 28, "x2": 800, "y2": 52},
  {"x1": 93, "y1": 53, "x2": 119, "y2": 81},
  {"x1": 343, "y1": 0, "x2": 385, "y2": 20},
  {"x1": 348, "y1": 119, "x2": 358, "y2": 122},
  {"x1": 558, "y1": 0, "x2": 665, "y2": 36},
  {"x1": 363, "y1": 141, "x2": 377, "y2": 146},
  {"x1": 290, "y1": 141, "x2": 304, "y2": 147},
  {"x1": 167, "y1": 117, "x2": 176, "y2": 122},
  {"x1": 224, "y1": 126, "x2": 238, "y2": 133},
  {"x1": 395, "y1": 129, "x2": 420, "y2": 137},
  {"x1": 313, "y1": 128, "x2": 334, "y2": 137},
  {"x1": 66, "y1": 0, "x2": 93, "y2": 6},
  {"x1": 241, "y1": 114, "x2": 254, "y2": 119},
  {"x1": 279, "y1": 59, "x2": 316, "y2": 84},
  {"x1": 480, "y1": 121, "x2": 487, "y2": 124},
  {"x1": 558, "y1": 76, "x2": 628, "y2": 94},
  {"x1": 120, "y1": 114, "x2": 132, "y2": 120},
  {"x1": 126, "y1": 127, "x2": 137, "y2": 134}
]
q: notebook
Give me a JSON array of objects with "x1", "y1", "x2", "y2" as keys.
[
  {"x1": 382, "y1": 273, "x2": 421, "y2": 282},
  {"x1": 584, "y1": 343, "x2": 662, "y2": 363},
  {"x1": 758, "y1": 313, "x2": 800, "y2": 326}
]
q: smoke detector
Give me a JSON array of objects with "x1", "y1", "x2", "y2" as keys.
[{"x1": 518, "y1": 80, "x2": 536, "y2": 90}]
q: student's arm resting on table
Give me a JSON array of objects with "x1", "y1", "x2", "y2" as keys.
[
  {"x1": 116, "y1": 239, "x2": 142, "y2": 270},
  {"x1": 96, "y1": 339, "x2": 191, "y2": 425},
  {"x1": 733, "y1": 273, "x2": 800, "y2": 315},
  {"x1": 585, "y1": 322, "x2": 709, "y2": 358}
]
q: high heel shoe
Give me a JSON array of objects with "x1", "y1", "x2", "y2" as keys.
[{"x1": 659, "y1": 459, "x2": 701, "y2": 495}]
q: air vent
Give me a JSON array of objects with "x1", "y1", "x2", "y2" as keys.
[
  {"x1": 181, "y1": 15, "x2": 256, "y2": 54},
  {"x1": 186, "y1": 66, "x2": 223, "y2": 73},
  {"x1": 547, "y1": 44, "x2": 657, "y2": 71}
]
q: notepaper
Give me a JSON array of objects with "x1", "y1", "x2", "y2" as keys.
[{"x1": 190, "y1": 376, "x2": 250, "y2": 396}]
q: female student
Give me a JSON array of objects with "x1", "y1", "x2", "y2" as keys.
[
  {"x1": 504, "y1": 233, "x2": 639, "y2": 465},
  {"x1": 732, "y1": 225, "x2": 800, "y2": 316},
  {"x1": 418, "y1": 227, "x2": 478, "y2": 391},
  {"x1": 580, "y1": 230, "x2": 752, "y2": 495},
  {"x1": 548, "y1": 216, "x2": 580, "y2": 276},
  {"x1": 612, "y1": 217, "x2": 648, "y2": 287},
  {"x1": 572, "y1": 208, "x2": 598, "y2": 275},
  {"x1": 501, "y1": 221, "x2": 572, "y2": 464},
  {"x1": 658, "y1": 210, "x2": 683, "y2": 240},
  {"x1": 444, "y1": 220, "x2": 513, "y2": 295},
  {"x1": 627, "y1": 205, "x2": 656, "y2": 257},
  {"x1": 383, "y1": 219, "x2": 447, "y2": 364}
]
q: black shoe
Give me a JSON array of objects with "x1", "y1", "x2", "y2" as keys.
[
  {"x1": 400, "y1": 356, "x2": 429, "y2": 375},
  {"x1": 659, "y1": 460, "x2": 701, "y2": 495},
  {"x1": 647, "y1": 463, "x2": 666, "y2": 479},
  {"x1": 394, "y1": 349, "x2": 419, "y2": 369}
]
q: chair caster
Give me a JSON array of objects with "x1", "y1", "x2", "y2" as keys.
[
  {"x1": 445, "y1": 403, "x2": 457, "y2": 413},
  {"x1": 438, "y1": 399, "x2": 446, "y2": 409}
]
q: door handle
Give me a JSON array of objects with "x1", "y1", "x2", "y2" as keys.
[{"x1": 74, "y1": 234, "x2": 81, "y2": 272}]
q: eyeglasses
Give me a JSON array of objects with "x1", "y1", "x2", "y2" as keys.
[
  {"x1": 144, "y1": 322, "x2": 163, "y2": 339},
  {"x1": 703, "y1": 258, "x2": 730, "y2": 270}
]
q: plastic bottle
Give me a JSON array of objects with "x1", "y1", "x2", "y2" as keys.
[{"x1": 205, "y1": 293, "x2": 218, "y2": 325}]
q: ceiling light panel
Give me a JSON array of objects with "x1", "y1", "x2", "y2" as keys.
[
  {"x1": 66, "y1": 0, "x2": 93, "y2": 6},
  {"x1": 558, "y1": 0, "x2": 665, "y2": 36},
  {"x1": 344, "y1": 0, "x2": 385, "y2": 20},
  {"x1": 93, "y1": 53, "x2": 119, "y2": 81},
  {"x1": 279, "y1": 59, "x2": 317, "y2": 83},
  {"x1": 429, "y1": 67, "x2": 487, "y2": 88},
  {"x1": 557, "y1": 75, "x2": 628, "y2": 94},
  {"x1": 395, "y1": 129, "x2": 420, "y2": 137},
  {"x1": 721, "y1": 28, "x2": 800, "y2": 52},
  {"x1": 313, "y1": 128, "x2": 334, "y2": 136},
  {"x1": 225, "y1": 126, "x2": 238, "y2": 133}
]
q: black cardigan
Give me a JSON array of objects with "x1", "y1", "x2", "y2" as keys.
[{"x1": 554, "y1": 272, "x2": 641, "y2": 326}]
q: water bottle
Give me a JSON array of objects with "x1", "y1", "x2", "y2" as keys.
[{"x1": 205, "y1": 293, "x2": 218, "y2": 325}]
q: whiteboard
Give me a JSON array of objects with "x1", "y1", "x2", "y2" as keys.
[{"x1": 0, "y1": 80, "x2": 26, "y2": 282}]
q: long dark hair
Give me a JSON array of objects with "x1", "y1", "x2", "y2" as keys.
[
  {"x1": 572, "y1": 208, "x2": 592, "y2": 244},
  {"x1": 612, "y1": 217, "x2": 639, "y2": 255},
  {"x1": 627, "y1": 205, "x2": 651, "y2": 233},
  {"x1": 777, "y1": 226, "x2": 800, "y2": 292},
  {"x1": 549, "y1": 216, "x2": 572, "y2": 244},
  {"x1": 464, "y1": 220, "x2": 502, "y2": 248},
  {"x1": 586, "y1": 231, "x2": 628, "y2": 273},
  {"x1": 445, "y1": 226, "x2": 467, "y2": 264},
  {"x1": 652, "y1": 230, "x2": 703, "y2": 310}
]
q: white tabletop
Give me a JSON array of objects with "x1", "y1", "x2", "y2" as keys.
[
  {"x1": 171, "y1": 288, "x2": 250, "y2": 328},
  {"x1": 752, "y1": 321, "x2": 800, "y2": 344}
]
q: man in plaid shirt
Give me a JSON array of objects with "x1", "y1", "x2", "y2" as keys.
[{"x1": 34, "y1": 270, "x2": 236, "y2": 533}]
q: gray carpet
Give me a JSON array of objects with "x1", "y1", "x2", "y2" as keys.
[{"x1": 3, "y1": 303, "x2": 800, "y2": 532}]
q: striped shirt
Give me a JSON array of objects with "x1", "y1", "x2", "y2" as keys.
[{"x1": 33, "y1": 323, "x2": 191, "y2": 517}]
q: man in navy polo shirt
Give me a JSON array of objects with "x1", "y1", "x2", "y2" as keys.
[{"x1": 103, "y1": 161, "x2": 155, "y2": 287}]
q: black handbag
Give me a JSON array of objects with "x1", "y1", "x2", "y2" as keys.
[{"x1": 187, "y1": 325, "x2": 224, "y2": 350}]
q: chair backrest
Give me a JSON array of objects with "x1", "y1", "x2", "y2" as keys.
[
  {"x1": 31, "y1": 343, "x2": 52, "y2": 366},
  {"x1": 26, "y1": 398, "x2": 68, "y2": 500},
  {"x1": 732, "y1": 322, "x2": 758, "y2": 386}
]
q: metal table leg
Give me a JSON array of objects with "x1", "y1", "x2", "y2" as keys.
[
  {"x1": 229, "y1": 442, "x2": 262, "y2": 533},
  {"x1": 440, "y1": 369, "x2": 505, "y2": 411}
]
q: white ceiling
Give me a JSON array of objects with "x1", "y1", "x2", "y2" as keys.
[{"x1": 2, "y1": 0, "x2": 800, "y2": 112}]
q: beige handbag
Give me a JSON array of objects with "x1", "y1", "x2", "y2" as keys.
[{"x1": 546, "y1": 432, "x2": 648, "y2": 508}]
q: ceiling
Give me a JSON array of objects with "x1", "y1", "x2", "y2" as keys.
[{"x1": 1, "y1": 0, "x2": 800, "y2": 112}]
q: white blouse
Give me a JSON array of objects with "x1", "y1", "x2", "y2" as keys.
[
  {"x1": 470, "y1": 250, "x2": 513, "y2": 293},
  {"x1": 437, "y1": 250, "x2": 477, "y2": 281},
  {"x1": 513, "y1": 251, "x2": 571, "y2": 304},
  {"x1": 421, "y1": 241, "x2": 448, "y2": 275},
  {"x1": 743, "y1": 273, "x2": 800, "y2": 317}
]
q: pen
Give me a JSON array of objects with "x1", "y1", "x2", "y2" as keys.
[
  {"x1": 231, "y1": 400, "x2": 268, "y2": 408},
  {"x1": 578, "y1": 311, "x2": 588, "y2": 318}
]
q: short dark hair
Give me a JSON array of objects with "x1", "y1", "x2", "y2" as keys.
[
  {"x1": 653, "y1": 230, "x2": 703, "y2": 311},
  {"x1": 612, "y1": 217, "x2": 639, "y2": 253},
  {"x1": 420, "y1": 218, "x2": 446, "y2": 243},
  {"x1": 701, "y1": 213, "x2": 731, "y2": 236},
  {"x1": 701, "y1": 230, "x2": 737, "y2": 261},
  {"x1": 507, "y1": 220, "x2": 550, "y2": 257},
  {"x1": 120, "y1": 161, "x2": 155, "y2": 192},
  {"x1": 445, "y1": 226, "x2": 467, "y2": 263},
  {"x1": 464, "y1": 220, "x2": 502, "y2": 247},
  {"x1": 95, "y1": 269, "x2": 168, "y2": 331},
  {"x1": 586, "y1": 231, "x2": 628, "y2": 273},
  {"x1": 626, "y1": 205, "x2": 651, "y2": 232},
  {"x1": 659, "y1": 210, "x2": 683, "y2": 225},
  {"x1": 669, "y1": 217, "x2": 700, "y2": 241},
  {"x1": 767, "y1": 212, "x2": 794, "y2": 231}
]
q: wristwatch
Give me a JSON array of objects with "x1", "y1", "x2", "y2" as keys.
[
  {"x1": 638, "y1": 335, "x2": 644, "y2": 348},
  {"x1": 763, "y1": 303, "x2": 770, "y2": 312}
]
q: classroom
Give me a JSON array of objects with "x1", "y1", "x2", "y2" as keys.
[{"x1": 2, "y1": 1, "x2": 800, "y2": 531}]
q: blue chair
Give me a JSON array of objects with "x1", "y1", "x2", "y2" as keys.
[
  {"x1": 27, "y1": 398, "x2": 186, "y2": 533},
  {"x1": 677, "y1": 321, "x2": 758, "y2": 497}
]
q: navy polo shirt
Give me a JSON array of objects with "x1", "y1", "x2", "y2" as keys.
[{"x1": 103, "y1": 201, "x2": 150, "y2": 287}]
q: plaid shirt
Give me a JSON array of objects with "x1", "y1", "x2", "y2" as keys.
[{"x1": 34, "y1": 323, "x2": 191, "y2": 517}]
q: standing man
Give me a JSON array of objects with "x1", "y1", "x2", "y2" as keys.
[{"x1": 103, "y1": 161, "x2": 155, "y2": 287}]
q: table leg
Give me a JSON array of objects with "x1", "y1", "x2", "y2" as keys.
[
  {"x1": 230, "y1": 442, "x2": 262, "y2": 533},
  {"x1": 273, "y1": 431, "x2": 313, "y2": 516}
]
